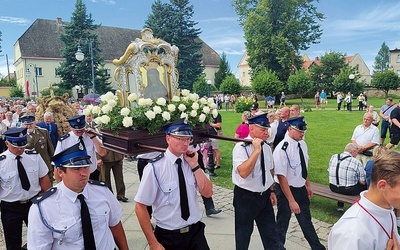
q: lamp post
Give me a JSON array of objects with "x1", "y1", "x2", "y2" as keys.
[
  {"x1": 25, "y1": 64, "x2": 39, "y2": 102},
  {"x1": 348, "y1": 74, "x2": 355, "y2": 112},
  {"x1": 75, "y1": 39, "x2": 95, "y2": 95},
  {"x1": 207, "y1": 79, "x2": 212, "y2": 97}
]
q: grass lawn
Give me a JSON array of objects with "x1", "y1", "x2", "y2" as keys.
[{"x1": 211, "y1": 97, "x2": 387, "y2": 224}]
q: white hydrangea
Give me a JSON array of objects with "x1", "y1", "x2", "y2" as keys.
[
  {"x1": 94, "y1": 117, "x2": 102, "y2": 125},
  {"x1": 190, "y1": 110, "x2": 197, "y2": 117},
  {"x1": 167, "y1": 104, "x2": 176, "y2": 112},
  {"x1": 210, "y1": 103, "x2": 218, "y2": 109},
  {"x1": 100, "y1": 115, "x2": 111, "y2": 124},
  {"x1": 178, "y1": 104, "x2": 186, "y2": 112},
  {"x1": 100, "y1": 91, "x2": 115, "y2": 102},
  {"x1": 122, "y1": 116, "x2": 133, "y2": 127},
  {"x1": 181, "y1": 89, "x2": 190, "y2": 96},
  {"x1": 145, "y1": 98, "x2": 153, "y2": 106},
  {"x1": 138, "y1": 98, "x2": 147, "y2": 107},
  {"x1": 189, "y1": 93, "x2": 199, "y2": 101},
  {"x1": 127, "y1": 93, "x2": 137, "y2": 102},
  {"x1": 156, "y1": 97, "x2": 167, "y2": 106},
  {"x1": 180, "y1": 112, "x2": 188, "y2": 119},
  {"x1": 172, "y1": 96, "x2": 180, "y2": 102},
  {"x1": 162, "y1": 111, "x2": 171, "y2": 121},
  {"x1": 153, "y1": 106, "x2": 162, "y2": 114},
  {"x1": 212, "y1": 109, "x2": 218, "y2": 118},
  {"x1": 92, "y1": 106, "x2": 101, "y2": 115},
  {"x1": 191, "y1": 102, "x2": 199, "y2": 110},
  {"x1": 120, "y1": 107, "x2": 130, "y2": 116},
  {"x1": 101, "y1": 104, "x2": 112, "y2": 114},
  {"x1": 107, "y1": 99, "x2": 117, "y2": 107},
  {"x1": 145, "y1": 110, "x2": 156, "y2": 120},
  {"x1": 86, "y1": 104, "x2": 94, "y2": 110},
  {"x1": 207, "y1": 98, "x2": 214, "y2": 105},
  {"x1": 82, "y1": 108, "x2": 91, "y2": 116},
  {"x1": 202, "y1": 106, "x2": 210, "y2": 114},
  {"x1": 199, "y1": 98, "x2": 207, "y2": 105},
  {"x1": 182, "y1": 96, "x2": 189, "y2": 102},
  {"x1": 199, "y1": 113, "x2": 206, "y2": 122}
]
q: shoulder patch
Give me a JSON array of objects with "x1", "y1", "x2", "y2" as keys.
[
  {"x1": 281, "y1": 141, "x2": 288, "y2": 151},
  {"x1": 25, "y1": 149, "x2": 39, "y2": 154},
  {"x1": 32, "y1": 187, "x2": 57, "y2": 204},
  {"x1": 88, "y1": 179, "x2": 108, "y2": 187},
  {"x1": 148, "y1": 153, "x2": 164, "y2": 163},
  {"x1": 241, "y1": 141, "x2": 251, "y2": 147},
  {"x1": 0, "y1": 155, "x2": 6, "y2": 161},
  {"x1": 59, "y1": 133, "x2": 70, "y2": 141}
]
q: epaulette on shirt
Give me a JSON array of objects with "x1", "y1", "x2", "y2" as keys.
[
  {"x1": 32, "y1": 187, "x2": 57, "y2": 204},
  {"x1": 241, "y1": 141, "x2": 251, "y2": 147},
  {"x1": 88, "y1": 179, "x2": 108, "y2": 187},
  {"x1": 0, "y1": 155, "x2": 6, "y2": 161},
  {"x1": 59, "y1": 134, "x2": 70, "y2": 142},
  {"x1": 281, "y1": 141, "x2": 289, "y2": 151},
  {"x1": 148, "y1": 153, "x2": 164, "y2": 163},
  {"x1": 25, "y1": 149, "x2": 39, "y2": 154}
]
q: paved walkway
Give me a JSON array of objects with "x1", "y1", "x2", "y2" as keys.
[{"x1": 0, "y1": 159, "x2": 332, "y2": 249}]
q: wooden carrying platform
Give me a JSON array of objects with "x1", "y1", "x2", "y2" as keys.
[{"x1": 310, "y1": 182, "x2": 359, "y2": 205}]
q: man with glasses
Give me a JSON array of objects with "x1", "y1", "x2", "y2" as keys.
[
  {"x1": 135, "y1": 118, "x2": 213, "y2": 249},
  {"x1": 351, "y1": 113, "x2": 380, "y2": 167},
  {"x1": 0, "y1": 127, "x2": 51, "y2": 249},
  {"x1": 273, "y1": 116, "x2": 325, "y2": 250},
  {"x1": 232, "y1": 113, "x2": 279, "y2": 249}
]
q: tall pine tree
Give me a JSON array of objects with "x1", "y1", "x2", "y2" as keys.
[
  {"x1": 214, "y1": 52, "x2": 232, "y2": 90},
  {"x1": 373, "y1": 42, "x2": 390, "y2": 75},
  {"x1": 57, "y1": 0, "x2": 111, "y2": 94},
  {"x1": 145, "y1": 0, "x2": 203, "y2": 91}
]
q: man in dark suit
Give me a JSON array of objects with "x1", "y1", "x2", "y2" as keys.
[{"x1": 36, "y1": 111, "x2": 59, "y2": 149}]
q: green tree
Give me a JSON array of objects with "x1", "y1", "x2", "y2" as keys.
[
  {"x1": 333, "y1": 67, "x2": 363, "y2": 95},
  {"x1": 145, "y1": 0, "x2": 203, "y2": 91},
  {"x1": 372, "y1": 42, "x2": 390, "y2": 75},
  {"x1": 192, "y1": 75, "x2": 209, "y2": 97},
  {"x1": 251, "y1": 69, "x2": 282, "y2": 97},
  {"x1": 219, "y1": 75, "x2": 241, "y2": 95},
  {"x1": 372, "y1": 70, "x2": 400, "y2": 98},
  {"x1": 287, "y1": 69, "x2": 312, "y2": 100},
  {"x1": 9, "y1": 84, "x2": 24, "y2": 98},
  {"x1": 310, "y1": 51, "x2": 346, "y2": 94},
  {"x1": 214, "y1": 52, "x2": 232, "y2": 89},
  {"x1": 233, "y1": 0, "x2": 324, "y2": 81},
  {"x1": 56, "y1": 0, "x2": 111, "y2": 95}
]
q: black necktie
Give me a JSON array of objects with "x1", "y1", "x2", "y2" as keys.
[
  {"x1": 260, "y1": 148, "x2": 266, "y2": 186},
  {"x1": 77, "y1": 194, "x2": 96, "y2": 249},
  {"x1": 79, "y1": 136, "x2": 86, "y2": 151},
  {"x1": 298, "y1": 143, "x2": 308, "y2": 179},
  {"x1": 176, "y1": 158, "x2": 190, "y2": 220},
  {"x1": 16, "y1": 156, "x2": 30, "y2": 191}
]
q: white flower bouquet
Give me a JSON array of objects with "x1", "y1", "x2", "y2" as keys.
[{"x1": 83, "y1": 89, "x2": 218, "y2": 135}]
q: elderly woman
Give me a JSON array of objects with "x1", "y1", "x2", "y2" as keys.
[
  {"x1": 365, "y1": 105, "x2": 380, "y2": 126},
  {"x1": 234, "y1": 111, "x2": 251, "y2": 139}
]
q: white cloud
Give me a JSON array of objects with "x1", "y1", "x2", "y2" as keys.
[{"x1": 0, "y1": 16, "x2": 30, "y2": 25}]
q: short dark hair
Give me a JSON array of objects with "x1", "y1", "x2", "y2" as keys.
[
  {"x1": 370, "y1": 151, "x2": 400, "y2": 187},
  {"x1": 59, "y1": 166, "x2": 67, "y2": 173}
]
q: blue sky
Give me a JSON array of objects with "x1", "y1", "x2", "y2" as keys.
[{"x1": 1, "y1": 0, "x2": 400, "y2": 78}]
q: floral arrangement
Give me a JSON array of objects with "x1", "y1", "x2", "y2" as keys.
[
  {"x1": 235, "y1": 96, "x2": 255, "y2": 113},
  {"x1": 83, "y1": 89, "x2": 218, "y2": 134}
]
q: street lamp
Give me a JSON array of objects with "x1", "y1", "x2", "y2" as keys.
[
  {"x1": 75, "y1": 39, "x2": 95, "y2": 95},
  {"x1": 207, "y1": 79, "x2": 212, "y2": 97},
  {"x1": 26, "y1": 64, "x2": 39, "y2": 102},
  {"x1": 348, "y1": 74, "x2": 355, "y2": 112}
]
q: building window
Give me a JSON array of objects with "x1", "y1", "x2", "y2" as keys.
[
  {"x1": 397, "y1": 70, "x2": 400, "y2": 77},
  {"x1": 36, "y1": 67, "x2": 43, "y2": 76},
  {"x1": 397, "y1": 54, "x2": 400, "y2": 62},
  {"x1": 242, "y1": 72, "x2": 245, "y2": 78}
]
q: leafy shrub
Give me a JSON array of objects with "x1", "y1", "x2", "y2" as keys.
[{"x1": 235, "y1": 96, "x2": 253, "y2": 113}]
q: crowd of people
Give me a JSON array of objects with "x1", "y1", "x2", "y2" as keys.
[{"x1": 1, "y1": 92, "x2": 400, "y2": 249}]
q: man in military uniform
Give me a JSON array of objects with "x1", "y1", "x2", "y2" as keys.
[
  {"x1": 135, "y1": 119, "x2": 213, "y2": 249},
  {"x1": 27, "y1": 143, "x2": 129, "y2": 249},
  {"x1": 54, "y1": 115, "x2": 106, "y2": 182},
  {"x1": 21, "y1": 113, "x2": 55, "y2": 181},
  {"x1": 0, "y1": 127, "x2": 51, "y2": 249}
]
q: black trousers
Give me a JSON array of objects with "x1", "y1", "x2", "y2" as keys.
[
  {"x1": 154, "y1": 221, "x2": 209, "y2": 250},
  {"x1": 275, "y1": 184, "x2": 325, "y2": 250},
  {"x1": 1, "y1": 200, "x2": 32, "y2": 250},
  {"x1": 233, "y1": 186, "x2": 279, "y2": 250},
  {"x1": 329, "y1": 183, "x2": 366, "y2": 207}
]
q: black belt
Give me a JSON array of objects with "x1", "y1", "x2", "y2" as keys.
[
  {"x1": 1, "y1": 199, "x2": 32, "y2": 204},
  {"x1": 156, "y1": 221, "x2": 199, "y2": 234},
  {"x1": 236, "y1": 185, "x2": 270, "y2": 196}
]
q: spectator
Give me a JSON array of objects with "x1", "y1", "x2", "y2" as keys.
[
  {"x1": 234, "y1": 111, "x2": 251, "y2": 139},
  {"x1": 272, "y1": 107, "x2": 290, "y2": 149},
  {"x1": 320, "y1": 90, "x2": 327, "y2": 108},
  {"x1": 3, "y1": 111, "x2": 16, "y2": 128},
  {"x1": 328, "y1": 151, "x2": 400, "y2": 250},
  {"x1": 289, "y1": 104, "x2": 301, "y2": 117},
  {"x1": 328, "y1": 143, "x2": 367, "y2": 211},
  {"x1": 250, "y1": 102, "x2": 259, "y2": 116},
  {"x1": 344, "y1": 92, "x2": 352, "y2": 111},
  {"x1": 231, "y1": 95, "x2": 236, "y2": 110},
  {"x1": 365, "y1": 146, "x2": 388, "y2": 188},
  {"x1": 36, "y1": 111, "x2": 59, "y2": 149},
  {"x1": 365, "y1": 105, "x2": 380, "y2": 127},
  {"x1": 336, "y1": 92, "x2": 343, "y2": 111},
  {"x1": 379, "y1": 98, "x2": 396, "y2": 145},
  {"x1": 279, "y1": 92, "x2": 286, "y2": 108},
  {"x1": 314, "y1": 91, "x2": 320, "y2": 109},
  {"x1": 351, "y1": 113, "x2": 380, "y2": 167},
  {"x1": 357, "y1": 93, "x2": 365, "y2": 111},
  {"x1": 273, "y1": 116, "x2": 325, "y2": 249},
  {"x1": 224, "y1": 94, "x2": 230, "y2": 111},
  {"x1": 386, "y1": 99, "x2": 400, "y2": 149},
  {"x1": 0, "y1": 114, "x2": 7, "y2": 152},
  {"x1": 266, "y1": 111, "x2": 278, "y2": 149},
  {"x1": 134, "y1": 119, "x2": 213, "y2": 249},
  {"x1": 232, "y1": 113, "x2": 279, "y2": 249},
  {"x1": 209, "y1": 109, "x2": 222, "y2": 169}
]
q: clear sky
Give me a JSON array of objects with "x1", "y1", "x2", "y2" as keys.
[{"x1": 1, "y1": 0, "x2": 400, "y2": 78}]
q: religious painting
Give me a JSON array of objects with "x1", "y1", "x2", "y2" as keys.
[{"x1": 140, "y1": 63, "x2": 170, "y2": 100}]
